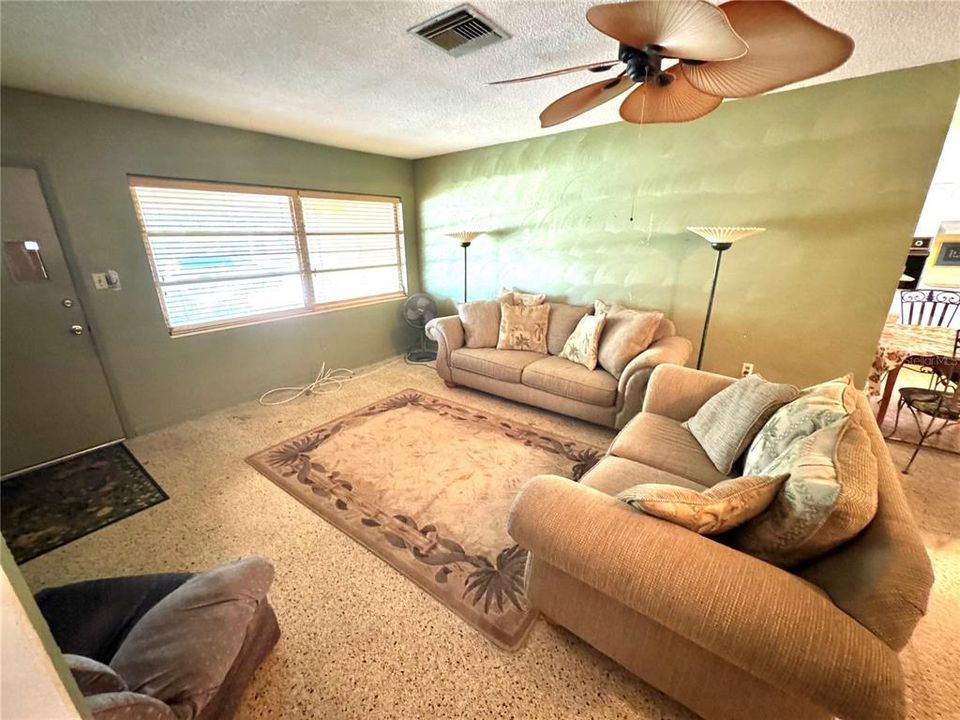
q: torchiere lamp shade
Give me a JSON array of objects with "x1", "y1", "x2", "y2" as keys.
[{"x1": 687, "y1": 226, "x2": 766, "y2": 248}]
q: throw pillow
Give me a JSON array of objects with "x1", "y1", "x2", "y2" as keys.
[
  {"x1": 500, "y1": 287, "x2": 546, "y2": 306},
  {"x1": 594, "y1": 301, "x2": 664, "y2": 379},
  {"x1": 617, "y1": 474, "x2": 789, "y2": 535},
  {"x1": 546, "y1": 303, "x2": 592, "y2": 356},
  {"x1": 683, "y1": 373, "x2": 799, "y2": 474},
  {"x1": 110, "y1": 556, "x2": 275, "y2": 717},
  {"x1": 733, "y1": 403, "x2": 878, "y2": 567},
  {"x1": 496, "y1": 301, "x2": 549, "y2": 353},
  {"x1": 457, "y1": 300, "x2": 501, "y2": 348},
  {"x1": 64, "y1": 654, "x2": 127, "y2": 696},
  {"x1": 743, "y1": 374, "x2": 856, "y2": 476},
  {"x1": 559, "y1": 312, "x2": 607, "y2": 371}
]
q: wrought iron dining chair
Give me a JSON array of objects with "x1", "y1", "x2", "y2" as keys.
[
  {"x1": 890, "y1": 331, "x2": 960, "y2": 473},
  {"x1": 899, "y1": 289, "x2": 960, "y2": 327},
  {"x1": 897, "y1": 290, "x2": 960, "y2": 385}
]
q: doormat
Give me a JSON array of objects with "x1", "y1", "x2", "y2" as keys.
[
  {"x1": 1, "y1": 444, "x2": 168, "y2": 564},
  {"x1": 247, "y1": 389, "x2": 603, "y2": 650}
]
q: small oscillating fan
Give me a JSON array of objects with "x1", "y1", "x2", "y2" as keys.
[{"x1": 403, "y1": 293, "x2": 439, "y2": 363}]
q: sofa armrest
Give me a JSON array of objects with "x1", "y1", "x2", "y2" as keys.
[
  {"x1": 613, "y1": 336, "x2": 693, "y2": 429},
  {"x1": 640, "y1": 364, "x2": 736, "y2": 422},
  {"x1": 508, "y1": 476, "x2": 905, "y2": 720},
  {"x1": 425, "y1": 316, "x2": 464, "y2": 383},
  {"x1": 87, "y1": 691, "x2": 177, "y2": 720}
]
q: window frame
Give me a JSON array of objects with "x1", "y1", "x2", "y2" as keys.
[{"x1": 128, "y1": 176, "x2": 408, "y2": 337}]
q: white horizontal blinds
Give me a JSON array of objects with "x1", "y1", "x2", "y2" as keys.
[
  {"x1": 130, "y1": 178, "x2": 407, "y2": 335},
  {"x1": 131, "y1": 183, "x2": 306, "y2": 331},
  {"x1": 299, "y1": 194, "x2": 406, "y2": 304}
]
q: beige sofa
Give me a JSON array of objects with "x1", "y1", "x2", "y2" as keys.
[
  {"x1": 508, "y1": 365, "x2": 933, "y2": 720},
  {"x1": 425, "y1": 312, "x2": 692, "y2": 429}
]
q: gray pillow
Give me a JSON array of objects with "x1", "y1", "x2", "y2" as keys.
[
  {"x1": 110, "y1": 557, "x2": 274, "y2": 720},
  {"x1": 64, "y1": 654, "x2": 127, "y2": 696},
  {"x1": 684, "y1": 374, "x2": 799, "y2": 474}
]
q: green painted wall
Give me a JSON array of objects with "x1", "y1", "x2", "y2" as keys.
[
  {"x1": 414, "y1": 61, "x2": 960, "y2": 387},
  {"x1": 1, "y1": 89, "x2": 419, "y2": 435}
]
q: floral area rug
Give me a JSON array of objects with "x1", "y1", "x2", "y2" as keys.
[{"x1": 247, "y1": 390, "x2": 603, "y2": 650}]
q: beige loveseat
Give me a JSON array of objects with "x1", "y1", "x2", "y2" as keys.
[
  {"x1": 508, "y1": 365, "x2": 933, "y2": 720},
  {"x1": 425, "y1": 310, "x2": 692, "y2": 429}
]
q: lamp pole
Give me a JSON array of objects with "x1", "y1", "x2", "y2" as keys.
[
  {"x1": 696, "y1": 242, "x2": 732, "y2": 370},
  {"x1": 461, "y1": 241, "x2": 469, "y2": 303}
]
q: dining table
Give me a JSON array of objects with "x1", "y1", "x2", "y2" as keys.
[{"x1": 867, "y1": 321, "x2": 959, "y2": 422}]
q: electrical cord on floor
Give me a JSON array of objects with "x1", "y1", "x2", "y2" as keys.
[{"x1": 258, "y1": 362, "x2": 355, "y2": 406}]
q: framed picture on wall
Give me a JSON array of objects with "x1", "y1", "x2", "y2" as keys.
[{"x1": 936, "y1": 241, "x2": 960, "y2": 266}]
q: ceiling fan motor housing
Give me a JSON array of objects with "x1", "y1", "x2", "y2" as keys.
[{"x1": 618, "y1": 43, "x2": 674, "y2": 86}]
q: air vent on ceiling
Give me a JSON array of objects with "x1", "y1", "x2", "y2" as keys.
[{"x1": 409, "y1": 4, "x2": 509, "y2": 57}]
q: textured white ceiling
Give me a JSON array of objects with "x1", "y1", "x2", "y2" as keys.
[{"x1": 1, "y1": 1, "x2": 958, "y2": 159}]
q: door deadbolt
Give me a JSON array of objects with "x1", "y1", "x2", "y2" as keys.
[
  {"x1": 70, "y1": 324, "x2": 84, "y2": 335},
  {"x1": 62, "y1": 298, "x2": 74, "y2": 308}
]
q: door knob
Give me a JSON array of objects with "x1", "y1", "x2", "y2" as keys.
[
  {"x1": 70, "y1": 324, "x2": 84, "y2": 335},
  {"x1": 62, "y1": 298, "x2": 74, "y2": 308}
]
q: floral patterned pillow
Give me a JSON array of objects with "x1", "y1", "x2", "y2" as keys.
[
  {"x1": 617, "y1": 474, "x2": 789, "y2": 535},
  {"x1": 496, "y1": 301, "x2": 549, "y2": 353},
  {"x1": 743, "y1": 375, "x2": 855, "y2": 476},
  {"x1": 559, "y1": 312, "x2": 607, "y2": 370}
]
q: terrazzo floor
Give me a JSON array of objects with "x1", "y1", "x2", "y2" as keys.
[{"x1": 20, "y1": 358, "x2": 960, "y2": 720}]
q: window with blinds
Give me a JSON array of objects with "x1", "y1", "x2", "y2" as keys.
[{"x1": 129, "y1": 178, "x2": 407, "y2": 335}]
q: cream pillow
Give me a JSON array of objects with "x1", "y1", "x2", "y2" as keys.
[
  {"x1": 594, "y1": 300, "x2": 664, "y2": 378},
  {"x1": 500, "y1": 287, "x2": 546, "y2": 306},
  {"x1": 617, "y1": 474, "x2": 789, "y2": 535},
  {"x1": 457, "y1": 300, "x2": 501, "y2": 348},
  {"x1": 559, "y1": 312, "x2": 607, "y2": 370},
  {"x1": 497, "y1": 301, "x2": 549, "y2": 353}
]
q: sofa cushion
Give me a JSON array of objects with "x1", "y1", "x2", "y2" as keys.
[
  {"x1": 595, "y1": 301, "x2": 664, "y2": 379},
  {"x1": 522, "y1": 356, "x2": 618, "y2": 407},
  {"x1": 110, "y1": 557, "x2": 274, "y2": 720},
  {"x1": 451, "y1": 348, "x2": 544, "y2": 383},
  {"x1": 547, "y1": 303, "x2": 592, "y2": 356},
  {"x1": 684, "y1": 373, "x2": 799, "y2": 474},
  {"x1": 617, "y1": 474, "x2": 789, "y2": 535},
  {"x1": 582, "y1": 456, "x2": 709, "y2": 497},
  {"x1": 497, "y1": 301, "x2": 550, "y2": 353},
  {"x1": 609, "y1": 413, "x2": 730, "y2": 487},
  {"x1": 457, "y1": 300, "x2": 500, "y2": 348},
  {"x1": 744, "y1": 375, "x2": 855, "y2": 476},
  {"x1": 559, "y1": 313, "x2": 607, "y2": 371},
  {"x1": 734, "y1": 403, "x2": 879, "y2": 568}
]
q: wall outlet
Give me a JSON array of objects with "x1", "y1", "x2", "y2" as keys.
[{"x1": 741, "y1": 362, "x2": 755, "y2": 377}]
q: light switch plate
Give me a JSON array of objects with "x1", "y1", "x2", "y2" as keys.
[{"x1": 91, "y1": 272, "x2": 109, "y2": 290}]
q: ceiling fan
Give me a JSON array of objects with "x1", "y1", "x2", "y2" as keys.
[{"x1": 491, "y1": 0, "x2": 854, "y2": 128}]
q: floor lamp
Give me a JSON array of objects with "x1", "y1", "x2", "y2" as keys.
[
  {"x1": 447, "y1": 231, "x2": 482, "y2": 303},
  {"x1": 688, "y1": 226, "x2": 766, "y2": 370}
]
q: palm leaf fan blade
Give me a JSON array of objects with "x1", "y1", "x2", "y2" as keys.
[
  {"x1": 490, "y1": 60, "x2": 620, "y2": 85},
  {"x1": 540, "y1": 76, "x2": 634, "y2": 128},
  {"x1": 681, "y1": 0, "x2": 855, "y2": 98},
  {"x1": 619, "y1": 67, "x2": 721, "y2": 124},
  {"x1": 586, "y1": 0, "x2": 747, "y2": 61}
]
